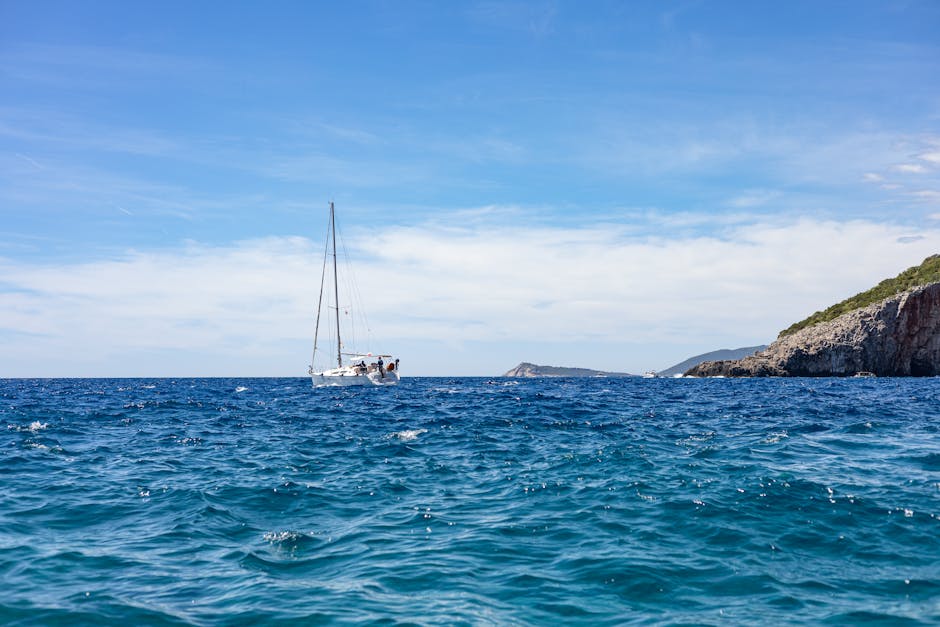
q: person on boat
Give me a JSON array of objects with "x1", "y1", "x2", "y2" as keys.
[{"x1": 378, "y1": 357, "x2": 385, "y2": 378}]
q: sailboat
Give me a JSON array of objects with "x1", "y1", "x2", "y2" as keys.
[{"x1": 308, "y1": 201, "x2": 400, "y2": 387}]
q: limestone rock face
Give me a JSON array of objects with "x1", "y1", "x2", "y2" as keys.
[{"x1": 686, "y1": 282, "x2": 940, "y2": 377}]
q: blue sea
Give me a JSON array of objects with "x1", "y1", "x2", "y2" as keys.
[{"x1": 1, "y1": 377, "x2": 938, "y2": 625}]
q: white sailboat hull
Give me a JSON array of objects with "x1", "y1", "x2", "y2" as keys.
[{"x1": 310, "y1": 368, "x2": 400, "y2": 387}]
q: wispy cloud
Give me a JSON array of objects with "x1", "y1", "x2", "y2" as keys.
[
  {"x1": 0, "y1": 107, "x2": 183, "y2": 158},
  {"x1": 260, "y1": 152, "x2": 432, "y2": 187},
  {"x1": 0, "y1": 43, "x2": 212, "y2": 90},
  {"x1": 14, "y1": 153, "x2": 43, "y2": 170},
  {"x1": 894, "y1": 163, "x2": 927, "y2": 174},
  {"x1": 467, "y1": 1, "x2": 558, "y2": 37},
  {"x1": 572, "y1": 121, "x2": 918, "y2": 190},
  {"x1": 728, "y1": 189, "x2": 780, "y2": 208},
  {"x1": 0, "y1": 154, "x2": 200, "y2": 221}
]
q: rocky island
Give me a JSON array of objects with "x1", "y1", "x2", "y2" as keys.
[
  {"x1": 687, "y1": 255, "x2": 940, "y2": 377},
  {"x1": 504, "y1": 363, "x2": 634, "y2": 377},
  {"x1": 657, "y1": 345, "x2": 767, "y2": 377}
]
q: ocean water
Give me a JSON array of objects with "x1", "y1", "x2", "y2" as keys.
[{"x1": 1, "y1": 377, "x2": 938, "y2": 625}]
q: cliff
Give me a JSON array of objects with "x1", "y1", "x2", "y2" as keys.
[
  {"x1": 686, "y1": 281, "x2": 940, "y2": 377},
  {"x1": 504, "y1": 362, "x2": 634, "y2": 378}
]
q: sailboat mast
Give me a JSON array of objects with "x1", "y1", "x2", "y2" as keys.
[{"x1": 330, "y1": 201, "x2": 343, "y2": 368}]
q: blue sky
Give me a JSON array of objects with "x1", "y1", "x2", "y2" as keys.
[{"x1": 2, "y1": 1, "x2": 940, "y2": 376}]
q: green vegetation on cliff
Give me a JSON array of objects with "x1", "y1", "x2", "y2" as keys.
[{"x1": 779, "y1": 254, "x2": 940, "y2": 338}]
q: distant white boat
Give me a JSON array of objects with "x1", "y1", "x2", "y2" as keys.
[
  {"x1": 308, "y1": 202, "x2": 400, "y2": 387},
  {"x1": 642, "y1": 371, "x2": 657, "y2": 378}
]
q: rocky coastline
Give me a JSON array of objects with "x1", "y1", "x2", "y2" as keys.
[{"x1": 686, "y1": 281, "x2": 940, "y2": 377}]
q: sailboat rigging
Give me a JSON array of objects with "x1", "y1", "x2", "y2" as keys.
[{"x1": 308, "y1": 201, "x2": 400, "y2": 387}]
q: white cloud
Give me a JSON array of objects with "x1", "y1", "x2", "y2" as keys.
[
  {"x1": 2, "y1": 215, "x2": 939, "y2": 376},
  {"x1": 862, "y1": 172, "x2": 883, "y2": 182},
  {"x1": 911, "y1": 190, "x2": 940, "y2": 202},
  {"x1": 0, "y1": 237, "x2": 317, "y2": 375},
  {"x1": 728, "y1": 189, "x2": 780, "y2": 208},
  {"x1": 894, "y1": 163, "x2": 927, "y2": 174},
  {"x1": 919, "y1": 151, "x2": 940, "y2": 164}
]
